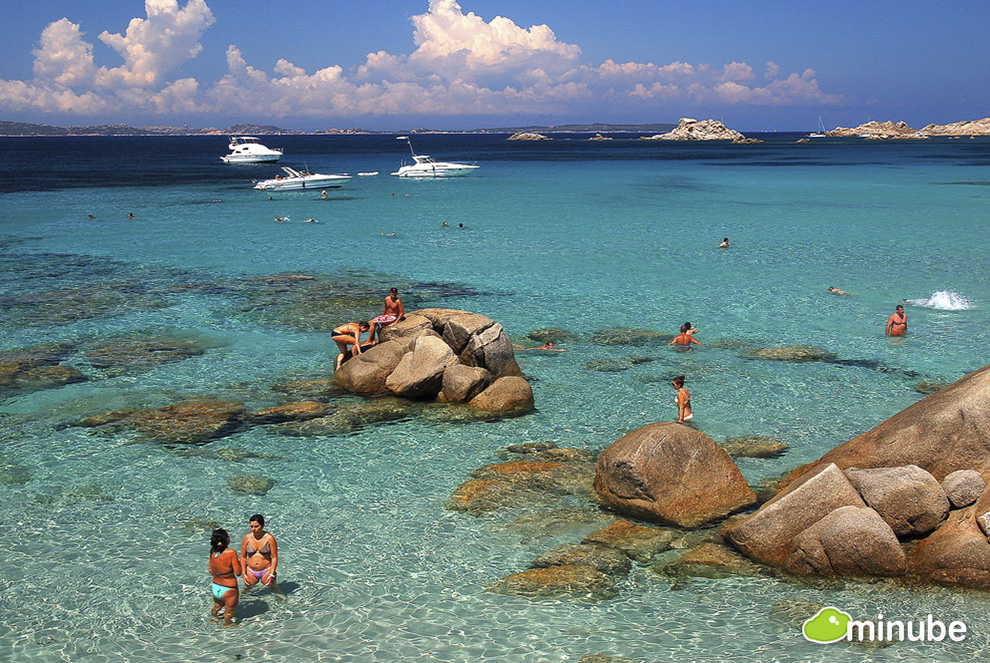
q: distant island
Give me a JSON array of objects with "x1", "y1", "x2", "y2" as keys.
[{"x1": 0, "y1": 120, "x2": 676, "y2": 137}]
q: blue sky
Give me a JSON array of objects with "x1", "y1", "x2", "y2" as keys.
[{"x1": 1, "y1": 0, "x2": 987, "y2": 131}]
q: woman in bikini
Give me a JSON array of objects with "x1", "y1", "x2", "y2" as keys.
[
  {"x1": 209, "y1": 528, "x2": 241, "y2": 627},
  {"x1": 240, "y1": 514, "x2": 285, "y2": 602},
  {"x1": 672, "y1": 375, "x2": 694, "y2": 423},
  {"x1": 332, "y1": 321, "x2": 371, "y2": 369}
]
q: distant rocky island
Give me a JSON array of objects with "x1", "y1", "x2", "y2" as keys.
[
  {"x1": 826, "y1": 118, "x2": 990, "y2": 139},
  {"x1": 642, "y1": 118, "x2": 762, "y2": 143}
]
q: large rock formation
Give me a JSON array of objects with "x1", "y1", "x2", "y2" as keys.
[
  {"x1": 783, "y1": 365, "x2": 990, "y2": 484},
  {"x1": 593, "y1": 422, "x2": 756, "y2": 527},
  {"x1": 643, "y1": 118, "x2": 746, "y2": 141},
  {"x1": 921, "y1": 118, "x2": 990, "y2": 136},
  {"x1": 335, "y1": 309, "x2": 529, "y2": 413},
  {"x1": 827, "y1": 120, "x2": 928, "y2": 139},
  {"x1": 726, "y1": 365, "x2": 990, "y2": 587}
]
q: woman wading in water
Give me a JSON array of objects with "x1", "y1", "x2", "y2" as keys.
[
  {"x1": 672, "y1": 375, "x2": 693, "y2": 423},
  {"x1": 240, "y1": 514, "x2": 286, "y2": 602},
  {"x1": 209, "y1": 529, "x2": 241, "y2": 627}
]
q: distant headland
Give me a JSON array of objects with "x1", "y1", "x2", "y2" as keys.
[{"x1": 0, "y1": 120, "x2": 675, "y2": 137}]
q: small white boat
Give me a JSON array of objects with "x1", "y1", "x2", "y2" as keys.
[
  {"x1": 253, "y1": 166, "x2": 351, "y2": 192},
  {"x1": 358, "y1": 171, "x2": 379, "y2": 176},
  {"x1": 391, "y1": 136, "x2": 479, "y2": 178},
  {"x1": 221, "y1": 136, "x2": 283, "y2": 163},
  {"x1": 807, "y1": 117, "x2": 827, "y2": 138}
]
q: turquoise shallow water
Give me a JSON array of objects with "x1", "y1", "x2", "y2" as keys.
[{"x1": 1, "y1": 134, "x2": 990, "y2": 661}]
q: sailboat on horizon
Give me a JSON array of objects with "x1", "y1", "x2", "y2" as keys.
[{"x1": 808, "y1": 116, "x2": 828, "y2": 138}]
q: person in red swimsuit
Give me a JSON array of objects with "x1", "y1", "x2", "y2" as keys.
[{"x1": 885, "y1": 304, "x2": 907, "y2": 336}]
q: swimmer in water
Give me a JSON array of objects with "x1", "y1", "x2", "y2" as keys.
[
  {"x1": 718, "y1": 237, "x2": 729, "y2": 248},
  {"x1": 668, "y1": 323, "x2": 702, "y2": 350},
  {"x1": 827, "y1": 286, "x2": 854, "y2": 295},
  {"x1": 511, "y1": 341, "x2": 566, "y2": 352},
  {"x1": 885, "y1": 304, "x2": 907, "y2": 336}
]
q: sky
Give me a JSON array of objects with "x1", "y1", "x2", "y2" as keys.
[{"x1": 0, "y1": 0, "x2": 987, "y2": 132}]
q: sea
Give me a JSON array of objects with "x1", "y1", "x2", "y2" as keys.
[{"x1": 1, "y1": 132, "x2": 989, "y2": 662}]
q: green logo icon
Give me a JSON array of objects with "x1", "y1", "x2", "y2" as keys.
[{"x1": 803, "y1": 606, "x2": 851, "y2": 643}]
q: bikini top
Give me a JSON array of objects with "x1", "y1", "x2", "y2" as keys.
[{"x1": 245, "y1": 534, "x2": 271, "y2": 555}]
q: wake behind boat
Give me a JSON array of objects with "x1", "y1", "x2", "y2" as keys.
[
  {"x1": 253, "y1": 166, "x2": 352, "y2": 191},
  {"x1": 391, "y1": 136, "x2": 479, "y2": 178},
  {"x1": 221, "y1": 136, "x2": 283, "y2": 163}
]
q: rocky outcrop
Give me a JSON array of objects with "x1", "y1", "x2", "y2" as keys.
[
  {"x1": 643, "y1": 118, "x2": 746, "y2": 141},
  {"x1": 507, "y1": 132, "x2": 551, "y2": 141},
  {"x1": 336, "y1": 308, "x2": 528, "y2": 414},
  {"x1": 828, "y1": 120, "x2": 928, "y2": 139},
  {"x1": 466, "y1": 376, "x2": 534, "y2": 413},
  {"x1": 788, "y1": 506, "x2": 907, "y2": 577},
  {"x1": 942, "y1": 470, "x2": 985, "y2": 508},
  {"x1": 783, "y1": 364, "x2": 990, "y2": 484},
  {"x1": 124, "y1": 400, "x2": 248, "y2": 443},
  {"x1": 844, "y1": 465, "x2": 949, "y2": 537},
  {"x1": 921, "y1": 118, "x2": 990, "y2": 136},
  {"x1": 725, "y1": 365, "x2": 990, "y2": 587},
  {"x1": 726, "y1": 463, "x2": 867, "y2": 567},
  {"x1": 593, "y1": 422, "x2": 757, "y2": 527}
]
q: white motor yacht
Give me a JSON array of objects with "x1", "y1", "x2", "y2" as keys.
[
  {"x1": 390, "y1": 136, "x2": 479, "y2": 177},
  {"x1": 221, "y1": 136, "x2": 283, "y2": 164},
  {"x1": 253, "y1": 166, "x2": 351, "y2": 192}
]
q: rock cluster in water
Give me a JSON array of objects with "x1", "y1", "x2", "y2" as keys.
[
  {"x1": 726, "y1": 364, "x2": 990, "y2": 588},
  {"x1": 334, "y1": 308, "x2": 534, "y2": 414}
]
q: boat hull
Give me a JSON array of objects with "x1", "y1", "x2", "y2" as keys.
[
  {"x1": 253, "y1": 175, "x2": 351, "y2": 191},
  {"x1": 222, "y1": 154, "x2": 282, "y2": 164},
  {"x1": 391, "y1": 164, "x2": 480, "y2": 178}
]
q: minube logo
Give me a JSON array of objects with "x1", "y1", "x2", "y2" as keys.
[{"x1": 803, "y1": 606, "x2": 967, "y2": 644}]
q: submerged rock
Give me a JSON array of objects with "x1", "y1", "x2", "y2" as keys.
[
  {"x1": 657, "y1": 543, "x2": 767, "y2": 579},
  {"x1": 532, "y1": 543, "x2": 631, "y2": 576},
  {"x1": 487, "y1": 564, "x2": 617, "y2": 601},
  {"x1": 590, "y1": 328, "x2": 671, "y2": 346},
  {"x1": 228, "y1": 473, "x2": 275, "y2": 496},
  {"x1": 742, "y1": 345, "x2": 836, "y2": 362},
  {"x1": 525, "y1": 328, "x2": 579, "y2": 344},
  {"x1": 0, "y1": 343, "x2": 86, "y2": 396},
  {"x1": 82, "y1": 334, "x2": 219, "y2": 375},
  {"x1": 721, "y1": 436, "x2": 789, "y2": 459},
  {"x1": 583, "y1": 519, "x2": 674, "y2": 563}
]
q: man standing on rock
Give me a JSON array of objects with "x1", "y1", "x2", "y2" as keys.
[
  {"x1": 886, "y1": 304, "x2": 907, "y2": 336},
  {"x1": 371, "y1": 287, "x2": 405, "y2": 341}
]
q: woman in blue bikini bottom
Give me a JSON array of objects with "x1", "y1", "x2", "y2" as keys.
[{"x1": 208, "y1": 528, "x2": 242, "y2": 627}]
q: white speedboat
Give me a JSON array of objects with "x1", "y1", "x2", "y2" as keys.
[
  {"x1": 221, "y1": 136, "x2": 283, "y2": 164},
  {"x1": 253, "y1": 166, "x2": 351, "y2": 191},
  {"x1": 390, "y1": 136, "x2": 479, "y2": 178}
]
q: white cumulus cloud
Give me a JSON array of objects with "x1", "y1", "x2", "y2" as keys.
[{"x1": 0, "y1": 0, "x2": 843, "y2": 122}]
